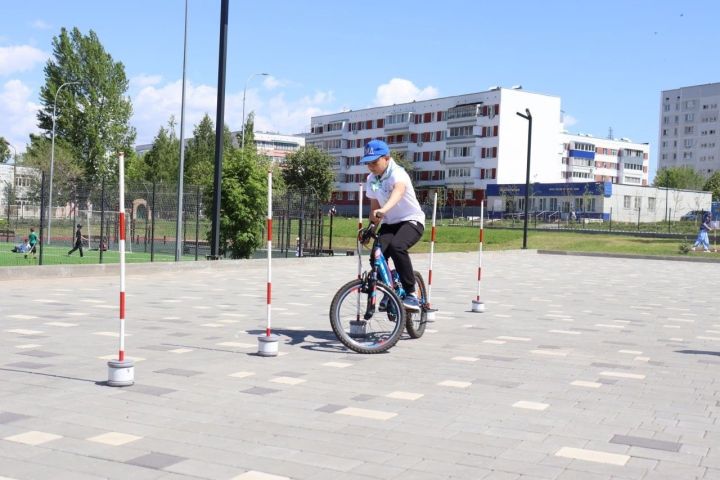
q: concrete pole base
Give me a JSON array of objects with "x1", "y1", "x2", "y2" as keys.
[
  {"x1": 107, "y1": 359, "x2": 135, "y2": 387},
  {"x1": 471, "y1": 300, "x2": 485, "y2": 313},
  {"x1": 349, "y1": 320, "x2": 367, "y2": 338},
  {"x1": 257, "y1": 334, "x2": 280, "y2": 357}
]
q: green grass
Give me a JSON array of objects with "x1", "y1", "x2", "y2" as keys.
[{"x1": 326, "y1": 217, "x2": 718, "y2": 257}]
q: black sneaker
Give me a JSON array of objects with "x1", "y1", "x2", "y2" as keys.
[{"x1": 378, "y1": 295, "x2": 389, "y2": 312}]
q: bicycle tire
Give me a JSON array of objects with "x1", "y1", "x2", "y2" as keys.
[
  {"x1": 329, "y1": 278, "x2": 405, "y2": 354},
  {"x1": 405, "y1": 271, "x2": 428, "y2": 339}
]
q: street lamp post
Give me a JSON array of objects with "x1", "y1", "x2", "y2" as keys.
[
  {"x1": 175, "y1": 0, "x2": 189, "y2": 261},
  {"x1": 241, "y1": 72, "x2": 269, "y2": 152},
  {"x1": 516, "y1": 108, "x2": 532, "y2": 249},
  {"x1": 47, "y1": 81, "x2": 79, "y2": 244}
]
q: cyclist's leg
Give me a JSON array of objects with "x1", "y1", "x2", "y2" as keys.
[{"x1": 383, "y1": 221, "x2": 424, "y2": 294}]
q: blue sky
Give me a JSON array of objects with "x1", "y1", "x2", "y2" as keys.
[{"x1": 1, "y1": 0, "x2": 718, "y2": 180}]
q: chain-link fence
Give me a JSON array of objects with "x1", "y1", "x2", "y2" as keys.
[{"x1": 0, "y1": 176, "x2": 207, "y2": 266}]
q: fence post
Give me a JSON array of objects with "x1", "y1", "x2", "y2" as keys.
[
  {"x1": 150, "y1": 181, "x2": 156, "y2": 262},
  {"x1": 194, "y1": 185, "x2": 200, "y2": 261},
  {"x1": 39, "y1": 172, "x2": 45, "y2": 266},
  {"x1": 100, "y1": 177, "x2": 106, "y2": 264},
  {"x1": 298, "y1": 192, "x2": 305, "y2": 257}
]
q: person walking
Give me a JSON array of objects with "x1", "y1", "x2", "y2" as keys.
[
  {"x1": 361, "y1": 139, "x2": 425, "y2": 311},
  {"x1": 67, "y1": 224, "x2": 86, "y2": 257},
  {"x1": 691, "y1": 212, "x2": 713, "y2": 252},
  {"x1": 28, "y1": 227, "x2": 38, "y2": 258}
]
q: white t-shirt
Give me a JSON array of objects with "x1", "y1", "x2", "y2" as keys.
[{"x1": 365, "y1": 159, "x2": 425, "y2": 226}]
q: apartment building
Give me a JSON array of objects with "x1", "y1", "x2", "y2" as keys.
[
  {"x1": 658, "y1": 82, "x2": 720, "y2": 174},
  {"x1": 308, "y1": 87, "x2": 648, "y2": 208},
  {"x1": 560, "y1": 133, "x2": 649, "y2": 186},
  {"x1": 253, "y1": 131, "x2": 305, "y2": 163}
]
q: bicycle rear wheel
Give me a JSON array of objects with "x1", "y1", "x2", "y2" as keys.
[
  {"x1": 329, "y1": 278, "x2": 405, "y2": 354},
  {"x1": 405, "y1": 271, "x2": 428, "y2": 339}
]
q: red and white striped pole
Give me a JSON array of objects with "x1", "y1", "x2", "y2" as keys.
[
  {"x1": 107, "y1": 152, "x2": 134, "y2": 386},
  {"x1": 258, "y1": 170, "x2": 279, "y2": 356},
  {"x1": 426, "y1": 192, "x2": 438, "y2": 320},
  {"x1": 357, "y1": 183, "x2": 363, "y2": 278},
  {"x1": 471, "y1": 200, "x2": 485, "y2": 312}
]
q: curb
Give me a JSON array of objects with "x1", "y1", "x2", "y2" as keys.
[{"x1": 537, "y1": 249, "x2": 720, "y2": 264}]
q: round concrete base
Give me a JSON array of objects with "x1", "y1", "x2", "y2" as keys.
[
  {"x1": 257, "y1": 334, "x2": 280, "y2": 357},
  {"x1": 471, "y1": 300, "x2": 485, "y2": 313},
  {"x1": 107, "y1": 359, "x2": 135, "y2": 387}
]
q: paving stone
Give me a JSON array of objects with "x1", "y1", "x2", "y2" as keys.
[{"x1": 610, "y1": 434, "x2": 682, "y2": 452}]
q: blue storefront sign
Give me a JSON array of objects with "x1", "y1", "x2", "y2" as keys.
[{"x1": 486, "y1": 181, "x2": 608, "y2": 197}]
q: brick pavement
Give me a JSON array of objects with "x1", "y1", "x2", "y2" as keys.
[{"x1": 1, "y1": 251, "x2": 719, "y2": 480}]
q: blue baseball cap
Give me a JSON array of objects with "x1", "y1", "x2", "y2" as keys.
[{"x1": 360, "y1": 139, "x2": 390, "y2": 163}]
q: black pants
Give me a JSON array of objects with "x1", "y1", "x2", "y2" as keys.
[
  {"x1": 68, "y1": 242, "x2": 83, "y2": 257},
  {"x1": 378, "y1": 221, "x2": 424, "y2": 293}
]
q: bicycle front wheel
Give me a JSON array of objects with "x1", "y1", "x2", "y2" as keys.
[
  {"x1": 405, "y1": 271, "x2": 428, "y2": 339},
  {"x1": 329, "y1": 279, "x2": 405, "y2": 354}
]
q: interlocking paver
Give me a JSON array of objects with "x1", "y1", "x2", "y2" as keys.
[{"x1": 2, "y1": 251, "x2": 719, "y2": 479}]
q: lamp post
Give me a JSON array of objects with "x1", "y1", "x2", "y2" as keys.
[
  {"x1": 47, "y1": 81, "x2": 79, "y2": 244},
  {"x1": 516, "y1": 108, "x2": 532, "y2": 249},
  {"x1": 175, "y1": 0, "x2": 189, "y2": 261},
  {"x1": 241, "y1": 72, "x2": 269, "y2": 152}
]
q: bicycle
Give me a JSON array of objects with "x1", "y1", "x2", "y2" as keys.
[{"x1": 329, "y1": 222, "x2": 432, "y2": 354}]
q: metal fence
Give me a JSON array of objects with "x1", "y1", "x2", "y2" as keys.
[{"x1": 1, "y1": 177, "x2": 207, "y2": 266}]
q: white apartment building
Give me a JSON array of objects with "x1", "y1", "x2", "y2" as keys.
[
  {"x1": 560, "y1": 133, "x2": 649, "y2": 186},
  {"x1": 254, "y1": 132, "x2": 304, "y2": 163},
  {"x1": 308, "y1": 87, "x2": 649, "y2": 208},
  {"x1": 658, "y1": 82, "x2": 720, "y2": 174}
]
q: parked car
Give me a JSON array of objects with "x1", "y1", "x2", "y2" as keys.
[{"x1": 680, "y1": 210, "x2": 708, "y2": 221}]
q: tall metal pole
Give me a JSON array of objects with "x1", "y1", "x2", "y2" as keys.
[
  {"x1": 175, "y1": 0, "x2": 189, "y2": 261},
  {"x1": 516, "y1": 108, "x2": 532, "y2": 249},
  {"x1": 210, "y1": 0, "x2": 229, "y2": 259},
  {"x1": 241, "y1": 73, "x2": 269, "y2": 152},
  {"x1": 47, "y1": 81, "x2": 79, "y2": 245}
]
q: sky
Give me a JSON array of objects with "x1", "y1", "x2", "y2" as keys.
[{"x1": 1, "y1": 0, "x2": 719, "y2": 180}]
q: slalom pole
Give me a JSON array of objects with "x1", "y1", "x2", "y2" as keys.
[
  {"x1": 426, "y1": 192, "x2": 438, "y2": 320},
  {"x1": 357, "y1": 183, "x2": 363, "y2": 278},
  {"x1": 258, "y1": 170, "x2": 279, "y2": 356},
  {"x1": 107, "y1": 152, "x2": 134, "y2": 386},
  {"x1": 471, "y1": 200, "x2": 485, "y2": 312}
]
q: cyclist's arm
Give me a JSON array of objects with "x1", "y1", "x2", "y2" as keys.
[
  {"x1": 369, "y1": 199, "x2": 381, "y2": 223},
  {"x1": 374, "y1": 182, "x2": 406, "y2": 219}
]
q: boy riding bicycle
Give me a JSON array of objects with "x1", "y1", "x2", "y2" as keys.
[{"x1": 361, "y1": 139, "x2": 425, "y2": 312}]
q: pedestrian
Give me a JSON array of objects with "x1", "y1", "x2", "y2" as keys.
[
  {"x1": 28, "y1": 227, "x2": 38, "y2": 258},
  {"x1": 67, "y1": 224, "x2": 86, "y2": 257},
  {"x1": 691, "y1": 212, "x2": 713, "y2": 252}
]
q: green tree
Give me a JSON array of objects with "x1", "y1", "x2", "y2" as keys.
[
  {"x1": 704, "y1": 171, "x2": 720, "y2": 201},
  {"x1": 653, "y1": 166, "x2": 705, "y2": 190},
  {"x1": 137, "y1": 118, "x2": 180, "y2": 184},
  {"x1": 0, "y1": 137, "x2": 10, "y2": 163},
  {"x1": 184, "y1": 114, "x2": 236, "y2": 191},
  {"x1": 390, "y1": 149, "x2": 414, "y2": 173},
  {"x1": 37, "y1": 27, "x2": 136, "y2": 183},
  {"x1": 23, "y1": 134, "x2": 84, "y2": 204},
  {"x1": 216, "y1": 146, "x2": 269, "y2": 259},
  {"x1": 281, "y1": 145, "x2": 335, "y2": 201}
]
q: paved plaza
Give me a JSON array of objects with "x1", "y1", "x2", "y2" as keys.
[{"x1": 1, "y1": 251, "x2": 719, "y2": 480}]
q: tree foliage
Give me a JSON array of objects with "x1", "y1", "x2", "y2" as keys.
[
  {"x1": 216, "y1": 145, "x2": 269, "y2": 259},
  {"x1": 37, "y1": 27, "x2": 135, "y2": 183},
  {"x1": 704, "y1": 171, "x2": 720, "y2": 201},
  {"x1": 653, "y1": 166, "x2": 705, "y2": 190},
  {"x1": 0, "y1": 137, "x2": 10, "y2": 163},
  {"x1": 130, "y1": 117, "x2": 180, "y2": 183},
  {"x1": 23, "y1": 134, "x2": 84, "y2": 204},
  {"x1": 281, "y1": 145, "x2": 335, "y2": 201},
  {"x1": 390, "y1": 149, "x2": 414, "y2": 173}
]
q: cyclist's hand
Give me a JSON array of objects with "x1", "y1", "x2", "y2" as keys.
[{"x1": 358, "y1": 224, "x2": 376, "y2": 245}]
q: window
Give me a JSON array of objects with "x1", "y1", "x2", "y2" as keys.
[
  {"x1": 647, "y1": 197, "x2": 656, "y2": 212},
  {"x1": 448, "y1": 146, "x2": 472, "y2": 158},
  {"x1": 624, "y1": 196, "x2": 631, "y2": 209},
  {"x1": 684, "y1": 126, "x2": 694, "y2": 134},
  {"x1": 448, "y1": 126, "x2": 474, "y2": 138},
  {"x1": 633, "y1": 197, "x2": 641, "y2": 209},
  {"x1": 386, "y1": 113, "x2": 409, "y2": 125},
  {"x1": 685, "y1": 113, "x2": 695, "y2": 122},
  {"x1": 326, "y1": 121, "x2": 343, "y2": 132},
  {"x1": 549, "y1": 198, "x2": 557, "y2": 210}
]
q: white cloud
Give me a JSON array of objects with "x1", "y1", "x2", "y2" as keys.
[
  {"x1": 131, "y1": 79, "x2": 334, "y2": 143},
  {"x1": 32, "y1": 19, "x2": 53, "y2": 30},
  {"x1": 373, "y1": 78, "x2": 439, "y2": 107},
  {"x1": 0, "y1": 79, "x2": 42, "y2": 152},
  {"x1": 130, "y1": 74, "x2": 163, "y2": 89},
  {"x1": 262, "y1": 76, "x2": 285, "y2": 90},
  {"x1": 562, "y1": 113, "x2": 578, "y2": 128},
  {"x1": 0, "y1": 45, "x2": 47, "y2": 76}
]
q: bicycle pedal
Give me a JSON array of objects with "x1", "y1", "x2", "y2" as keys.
[{"x1": 425, "y1": 307, "x2": 439, "y2": 313}]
